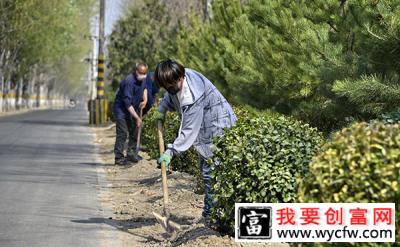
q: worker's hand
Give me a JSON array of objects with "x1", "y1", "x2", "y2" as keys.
[
  {"x1": 157, "y1": 152, "x2": 171, "y2": 169},
  {"x1": 136, "y1": 117, "x2": 142, "y2": 128},
  {"x1": 154, "y1": 111, "x2": 166, "y2": 123},
  {"x1": 139, "y1": 100, "x2": 147, "y2": 109}
]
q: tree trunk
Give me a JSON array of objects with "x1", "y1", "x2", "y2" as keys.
[
  {"x1": 0, "y1": 70, "x2": 3, "y2": 113},
  {"x1": 6, "y1": 78, "x2": 12, "y2": 111},
  {"x1": 36, "y1": 81, "x2": 40, "y2": 108},
  {"x1": 16, "y1": 78, "x2": 22, "y2": 110}
]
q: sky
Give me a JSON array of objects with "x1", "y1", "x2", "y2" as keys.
[
  {"x1": 89, "y1": 0, "x2": 126, "y2": 57},
  {"x1": 105, "y1": 0, "x2": 125, "y2": 36},
  {"x1": 87, "y1": 0, "x2": 127, "y2": 84}
]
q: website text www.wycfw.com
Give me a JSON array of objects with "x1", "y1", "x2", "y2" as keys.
[
  {"x1": 277, "y1": 226, "x2": 393, "y2": 242},
  {"x1": 235, "y1": 203, "x2": 395, "y2": 243}
]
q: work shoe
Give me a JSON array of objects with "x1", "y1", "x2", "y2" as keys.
[
  {"x1": 194, "y1": 216, "x2": 218, "y2": 230},
  {"x1": 114, "y1": 158, "x2": 128, "y2": 166},
  {"x1": 127, "y1": 154, "x2": 142, "y2": 163}
]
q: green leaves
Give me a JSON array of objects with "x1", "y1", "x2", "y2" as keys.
[
  {"x1": 210, "y1": 110, "x2": 323, "y2": 233},
  {"x1": 299, "y1": 121, "x2": 400, "y2": 247},
  {"x1": 0, "y1": 0, "x2": 94, "y2": 93}
]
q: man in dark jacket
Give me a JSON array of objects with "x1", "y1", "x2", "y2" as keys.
[{"x1": 113, "y1": 63, "x2": 148, "y2": 165}]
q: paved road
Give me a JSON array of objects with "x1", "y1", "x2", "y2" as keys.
[{"x1": 0, "y1": 107, "x2": 120, "y2": 247}]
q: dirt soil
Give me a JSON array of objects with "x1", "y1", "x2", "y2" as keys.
[{"x1": 94, "y1": 125, "x2": 288, "y2": 247}]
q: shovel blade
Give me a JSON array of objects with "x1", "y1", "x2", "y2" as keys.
[{"x1": 152, "y1": 211, "x2": 182, "y2": 232}]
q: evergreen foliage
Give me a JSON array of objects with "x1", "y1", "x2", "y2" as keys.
[
  {"x1": 210, "y1": 112, "x2": 323, "y2": 233},
  {"x1": 299, "y1": 121, "x2": 400, "y2": 247},
  {"x1": 171, "y1": 0, "x2": 400, "y2": 131},
  {"x1": 108, "y1": 0, "x2": 182, "y2": 83}
]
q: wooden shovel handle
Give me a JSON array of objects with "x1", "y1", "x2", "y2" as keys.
[
  {"x1": 157, "y1": 120, "x2": 165, "y2": 154},
  {"x1": 157, "y1": 121, "x2": 169, "y2": 213},
  {"x1": 136, "y1": 108, "x2": 143, "y2": 152}
]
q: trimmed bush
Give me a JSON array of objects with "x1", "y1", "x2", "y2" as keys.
[
  {"x1": 210, "y1": 115, "x2": 323, "y2": 233},
  {"x1": 299, "y1": 122, "x2": 400, "y2": 247},
  {"x1": 141, "y1": 108, "x2": 159, "y2": 158},
  {"x1": 141, "y1": 106, "x2": 255, "y2": 178}
]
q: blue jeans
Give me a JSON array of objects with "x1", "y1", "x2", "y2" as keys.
[{"x1": 200, "y1": 157, "x2": 213, "y2": 218}]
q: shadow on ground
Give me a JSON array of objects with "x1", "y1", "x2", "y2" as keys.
[{"x1": 70, "y1": 215, "x2": 216, "y2": 246}]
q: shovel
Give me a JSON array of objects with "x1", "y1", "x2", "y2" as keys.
[
  {"x1": 128, "y1": 108, "x2": 143, "y2": 163},
  {"x1": 152, "y1": 120, "x2": 182, "y2": 233},
  {"x1": 135, "y1": 108, "x2": 143, "y2": 155}
]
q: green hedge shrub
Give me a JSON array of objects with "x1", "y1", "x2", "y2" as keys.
[
  {"x1": 141, "y1": 108, "x2": 158, "y2": 158},
  {"x1": 299, "y1": 122, "x2": 400, "y2": 247},
  {"x1": 141, "y1": 105, "x2": 257, "y2": 190},
  {"x1": 210, "y1": 115, "x2": 323, "y2": 233}
]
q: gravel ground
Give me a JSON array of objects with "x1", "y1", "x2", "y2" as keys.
[{"x1": 94, "y1": 125, "x2": 288, "y2": 247}]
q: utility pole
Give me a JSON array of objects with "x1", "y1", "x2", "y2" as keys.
[
  {"x1": 92, "y1": 35, "x2": 97, "y2": 100},
  {"x1": 97, "y1": 0, "x2": 105, "y2": 100},
  {"x1": 89, "y1": 15, "x2": 98, "y2": 101},
  {"x1": 94, "y1": 0, "x2": 106, "y2": 125}
]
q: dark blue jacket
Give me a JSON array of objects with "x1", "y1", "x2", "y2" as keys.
[
  {"x1": 113, "y1": 73, "x2": 147, "y2": 119},
  {"x1": 145, "y1": 72, "x2": 159, "y2": 107}
]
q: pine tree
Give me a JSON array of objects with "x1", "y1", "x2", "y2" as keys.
[
  {"x1": 172, "y1": 0, "x2": 400, "y2": 131},
  {"x1": 323, "y1": 0, "x2": 400, "y2": 115},
  {"x1": 174, "y1": 0, "x2": 339, "y2": 118},
  {"x1": 173, "y1": 0, "x2": 245, "y2": 100},
  {"x1": 110, "y1": 0, "x2": 400, "y2": 131},
  {"x1": 108, "y1": 0, "x2": 171, "y2": 82}
]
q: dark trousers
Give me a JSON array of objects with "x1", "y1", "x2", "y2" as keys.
[
  {"x1": 200, "y1": 156, "x2": 213, "y2": 218},
  {"x1": 114, "y1": 116, "x2": 138, "y2": 160}
]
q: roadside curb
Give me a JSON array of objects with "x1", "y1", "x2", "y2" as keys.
[{"x1": 91, "y1": 126, "x2": 125, "y2": 247}]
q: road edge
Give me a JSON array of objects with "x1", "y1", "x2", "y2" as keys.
[{"x1": 90, "y1": 125, "x2": 125, "y2": 247}]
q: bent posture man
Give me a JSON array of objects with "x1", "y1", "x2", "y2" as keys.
[
  {"x1": 154, "y1": 59, "x2": 237, "y2": 224},
  {"x1": 113, "y1": 63, "x2": 148, "y2": 165}
]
